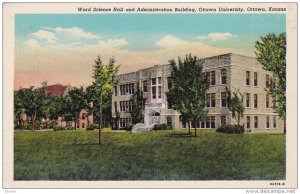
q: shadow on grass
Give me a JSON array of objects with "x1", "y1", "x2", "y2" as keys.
[
  {"x1": 167, "y1": 133, "x2": 195, "y2": 138},
  {"x1": 73, "y1": 143, "x2": 101, "y2": 146}
]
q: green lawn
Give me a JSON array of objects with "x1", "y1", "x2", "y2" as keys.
[{"x1": 14, "y1": 129, "x2": 285, "y2": 180}]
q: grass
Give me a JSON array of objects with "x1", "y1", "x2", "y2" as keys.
[{"x1": 14, "y1": 129, "x2": 285, "y2": 180}]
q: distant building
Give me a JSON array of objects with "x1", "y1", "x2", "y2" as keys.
[
  {"x1": 112, "y1": 53, "x2": 284, "y2": 133},
  {"x1": 45, "y1": 84, "x2": 93, "y2": 129},
  {"x1": 19, "y1": 84, "x2": 93, "y2": 129}
]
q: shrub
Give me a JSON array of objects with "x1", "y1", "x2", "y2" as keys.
[
  {"x1": 216, "y1": 125, "x2": 245, "y2": 134},
  {"x1": 153, "y1": 124, "x2": 173, "y2": 130},
  {"x1": 53, "y1": 125, "x2": 64, "y2": 131},
  {"x1": 123, "y1": 124, "x2": 133, "y2": 131},
  {"x1": 86, "y1": 124, "x2": 99, "y2": 130}
]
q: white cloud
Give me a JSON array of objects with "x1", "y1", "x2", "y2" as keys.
[
  {"x1": 44, "y1": 27, "x2": 101, "y2": 40},
  {"x1": 55, "y1": 27, "x2": 100, "y2": 39},
  {"x1": 30, "y1": 30, "x2": 56, "y2": 43},
  {"x1": 197, "y1": 32, "x2": 237, "y2": 41},
  {"x1": 156, "y1": 35, "x2": 189, "y2": 48},
  {"x1": 98, "y1": 38, "x2": 128, "y2": 48}
]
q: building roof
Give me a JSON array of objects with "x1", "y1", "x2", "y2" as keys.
[{"x1": 45, "y1": 84, "x2": 68, "y2": 96}]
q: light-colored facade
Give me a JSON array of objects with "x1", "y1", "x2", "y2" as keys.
[{"x1": 112, "y1": 53, "x2": 284, "y2": 133}]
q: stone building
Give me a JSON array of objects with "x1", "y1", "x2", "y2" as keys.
[{"x1": 112, "y1": 53, "x2": 284, "y2": 133}]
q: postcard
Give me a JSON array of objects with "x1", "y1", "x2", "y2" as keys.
[{"x1": 2, "y1": 2, "x2": 297, "y2": 190}]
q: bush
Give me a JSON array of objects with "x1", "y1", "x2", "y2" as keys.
[
  {"x1": 86, "y1": 124, "x2": 99, "y2": 130},
  {"x1": 216, "y1": 125, "x2": 245, "y2": 134},
  {"x1": 123, "y1": 124, "x2": 133, "y2": 131},
  {"x1": 153, "y1": 124, "x2": 173, "y2": 130},
  {"x1": 53, "y1": 125, "x2": 64, "y2": 131}
]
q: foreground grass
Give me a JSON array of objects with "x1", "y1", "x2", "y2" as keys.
[{"x1": 14, "y1": 129, "x2": 285, "y2": 180}]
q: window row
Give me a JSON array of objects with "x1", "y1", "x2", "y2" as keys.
[
  {"x1": 119, "y1": 83, "x2": 135, "y2": 96},
  {"x1": 246, "y1": 93, "x2": 276, "y2": 108},
  {"x1": 245, "y1": 71, "x2": 277, "y2": 89},
  {"x1": 246, "y1": 116, "x2": 277, "y2": 129},
  {"x1": 182, "y1": 116, "x2": 216, "y2": 129},
  {"x1": 205, "y1": 92, "x2": 227, "y2": 107},
  {"x1": 119, "y1": 118, "x2": 132, "y2": 128},
  {"x1": 205, "y1": 69, "x2": 227, "y2": 86},
  {"x1": 120, "y1": 101, "x2": 132, "y2": 112}
]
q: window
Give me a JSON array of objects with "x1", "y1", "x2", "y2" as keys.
[
  {"x1": 158, "y1": 86, "x2": 162, "y2": 98},
  {"x1": 114, "y1": 86, "x2": 117, "y2": 96},
  {"x1": 254, "y1": 94, "x2": 258, "y2": 108},
  {"x1": 120, "y1": 83, "x2": 135, "y2": 95},
  {"x1": 211, "y1": 71, "x2": 216, "y2": 85},
  {"x1": 201, "y1": 119, "x2": 205, "y2": 128},
  {"x1": 272, "y1": 77, "x2": 276, "y2": 89},
  {"x1": 266, "y1": 94, "x2": 269, "y2": 108},
  {"x1": 205, "y1": 117, "x2": 210, "y2": 128},
  {"x1": 151, "y1": 78, "x2": 156, "y2": 85},
  {"x1": 273, "y1": 117, "x2": 276, "y2": 128},
  {"x1": 167, "y1": 117, "x2": 172, "y2": 126},
  {"x1": 221, "y1": 92, "x2": 227, "y2": 107},
  {"x1": 246, "y1": 93, "x2": 250, "y2": 108},
  {"x1": 206, "y1": 94, "x2": 211, "y2": 107},
  {"x1": 167, "y1": 77, "x2": 173, "y2": 89},
  {"x1": 246, "y1": 116, "x2": 250, "y2": 129},
  {"x1": 120, "y1": 101, "x2": 132, "y2": 112},
  {"x1": 82, "y1": 113, "x2": 87, "y2": 120},
  {"x1": 82, "y1": 123, "x2": 85, "y2": 128},
  {"x1": 266, "y1": 74, "x2": 270, "y2": 88},
  {"x1": 221, "y1": 116, "x2": 226, "y2": 126},
  {"x1": 211, "y1": 116, "x2": 215, "y2": 128},
  {"x1": 246, "y1": 71, "x2": 250, "y2": 86},
  {"x1": 158, "y1": 77, "x2": 162, "y2": 84},
  {"x1": 272, "y1": 97, "x2": 276, "y2": 108},
  {"x1": 114, "y1": 102, "x2": 117, "y2": 112},
  {"x1": 206, "y1": 72, "x2": 210, "y2": 85},
  {"x1": 266, "y1": 116, "x2": 270, "y2": 128},
  {"x1": 211, "y1": 93, "x2": 216, "y2": 107},
  {"x1": 120, "y1": 118, "x2": 132, "y2": 128},
  {"x1": 152, "y1": 86, "x2": 156, "y2": 99},
  {"x1": 221, "y1": 69, "x2": 227, "y2": 84},
  {"x1": 143, "y1": 81, "x2": 147, "y2": 92},
  {"x1": 254, "y1": 116, "x2": 258, "y2": 128},
  {"x1": 254, "y1": 72, "x2": 258, "y2": 86}
]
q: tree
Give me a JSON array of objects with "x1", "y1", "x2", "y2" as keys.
[
  {"x1": 226, "y1": 87, "x2": 245, "y2": 126},
  {"x1": 14, "y1": 90, "x2": 25, "y2": 130},
  {"x1": 130, "y1": 88, "x2": 144, "y2": 125},
  {"x1": 16, "y1": 82, "x2": 50, "y2": 131},
  {"x1": 166, "y1": 54, "x2": 209, "y2": 137},
  {"x1": 64, "y1": 86, "x2": 86, "y2": 129},
  {"x1": 255, "y1": 33, "x2": 286, "y2": 131},
  {"x1": 91, "y1": 56, "x2": 119, "y2": 145}
]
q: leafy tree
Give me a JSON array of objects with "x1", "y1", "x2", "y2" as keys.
[
  {"x1": 167, "y1": 54, "x2": 209, "y2": 137},
  {"x1": 91, "y1": 56, "x2": 119, "y2": 145},
  {"x1": 130, "y1": 88, "x2": 144, "y2": 124},
  {"x1": 255, "y1": 33, "x2": 286, "y2": 131},
  {"x1": 64, "y1": 86, "x2": 86, "y2": 129},
  {"x1": 226, "y1": 87, "x2": 245, "y2": 126},
  {"x1": 16, "y1": 82, "x2": 50, "y2": 131},
  {"x1": 14, "y1": 90, "x2": 25, "y2": 130},
  {"x1": 46, "y1": 94, "x2": 65, "y2": 128}
]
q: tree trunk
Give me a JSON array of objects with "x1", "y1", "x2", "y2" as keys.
[
  {"x1": 188, "y1": 121, "x2": 191, "y2": 134},
  {"x1": 31, "y1": 112, "x2": 36, "y2": 131},
  {"x1": 284, "y1": 118, "x2": 286, "y2": 134},
  {"x1": 99, "y1": 112, "x2": 103, "y2": 145},
  {"x1": 194, "y1": 121, "x2": 197, "y2": 137}
]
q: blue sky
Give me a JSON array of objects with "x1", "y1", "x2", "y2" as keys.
[{"x1": 15, "y1": 14, "x2": 286, "y2": 88}]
